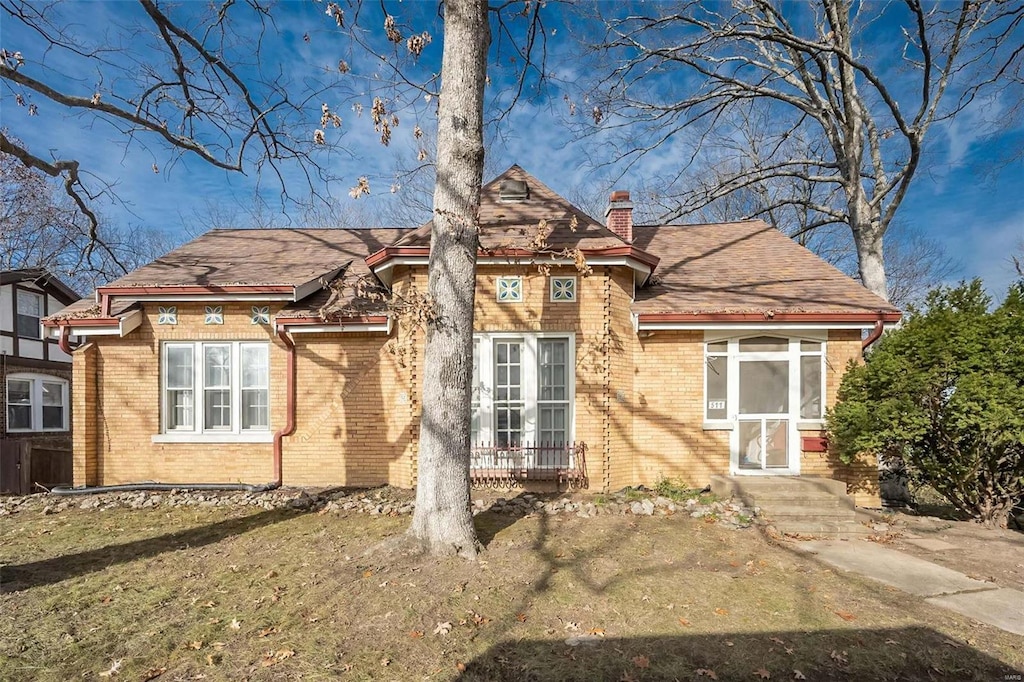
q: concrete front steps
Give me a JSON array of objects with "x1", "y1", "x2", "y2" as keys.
[{"x1": 709, "y1": 475, "x2": 870, "y2": 538}]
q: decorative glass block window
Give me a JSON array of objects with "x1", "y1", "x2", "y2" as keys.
[
  {"x1": 5, "y1": 374, "x2": 68, "y2": 432},
  {"x1": 496, "y1": 277, "x2": 522, "y2": 302},
  {"x1": 157, "y1": 306, "x2": 177, "y2": 325},
  {"x1": 162, "y1": 341, "x2": 270, "y2": 435},
  {"x1": 550, "y1": 277, "x2": 576, "y2": 302},
  {"x1": 251, "y1": 306, "x2": 270, "y2": 325},
  {"x1": 16, "y1": 290, "x2": 43, "y2": 339},
  {"x1": 204, "y1": 306, "x2": 224, "y2": 325}
]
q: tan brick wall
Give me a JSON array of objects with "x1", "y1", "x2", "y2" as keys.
[
  {"x1": 289, "y1": 332, "x2": 416, "y2": 487},
  {"x1": 633, "y1": 331, "x2": 730, "y2": 488},
  {"x1": 87, "y1": 303, "x2": 285, "y2": 485},
  {"x1": 467, "y1": 264, "x2": 618, "y2": 491},
  {"x1": 74, "y1": 271, "x2": 878, "y2": 501},
  {"x1": 798, "y1": 330, "x2": 881, "y2": 507},
  {"x1": 72, "y1": 343, "x2": 99, "y2": 487}
]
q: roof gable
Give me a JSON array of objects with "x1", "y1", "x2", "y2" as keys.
[
  {"x1": 1, "y1": 268, "x2": 79, "y2": 303},
  {"x1": 393, "y1": 165, "x2": 627, "y2": 252}
]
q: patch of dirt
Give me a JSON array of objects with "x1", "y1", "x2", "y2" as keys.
[
  {"x1": 1, "y1": 500, "x2": 1022, "y2": 681},
  {"x1": 881, "y1": 511, "x2": 1024, "y2": 591}
]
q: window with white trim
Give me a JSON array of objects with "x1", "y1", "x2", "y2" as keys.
[
  {"x1": 162, "y1": 342, "x2": 269, "y2": 436},
  {"x1": 703, "y1": 336, "x2": 825, "y2": 422},
  {"x1": 16, "y1": 290, "x2": 43, "y2": 339},
  {"x1": 5, "y1": 374, "x2": 68, "y2": 432},
  {"x1": 471, "y1": 333, "x2": 574, "y2": 447}
]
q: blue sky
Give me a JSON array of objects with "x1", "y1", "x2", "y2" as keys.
[{"x1": 2, "y1": 1, "x2": 1021, "y2": 297}]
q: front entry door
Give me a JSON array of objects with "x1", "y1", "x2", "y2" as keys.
[{"x1": 733, "y1": 352, "x2": 797, "y2": 473}]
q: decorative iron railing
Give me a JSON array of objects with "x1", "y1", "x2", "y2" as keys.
[{"x1": 469, "y1": 441, "x2": 588, "y2": 489}]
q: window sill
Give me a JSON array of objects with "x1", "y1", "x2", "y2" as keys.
[
  {"x1": 702, "y1": 421, "x2": 735, "y2": 431},
  {"x1": 152, "y1": 432, "x2": 274, "y2": 444},
  {"x1": 796, "y1": 421, "x2": 825, "y2": 431}
]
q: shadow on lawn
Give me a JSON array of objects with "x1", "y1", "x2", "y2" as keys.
[
  {"x1": 458, "y1": 627, "x2": 1022, "y2": 681},
  {"x1": 0, "y1": 507, "x2": 300, "y2": 593}
]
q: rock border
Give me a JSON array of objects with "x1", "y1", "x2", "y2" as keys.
[{"x1": 0, "y1": 487, "x2": 758, "y2": 530}]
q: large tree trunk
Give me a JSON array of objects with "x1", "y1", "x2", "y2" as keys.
[
  {"x1": 407, "y1": 0, "x2": 489, "y2": 558},
  {"x1": 853, "y1": 226, "x2": 888, "y2": 302}
]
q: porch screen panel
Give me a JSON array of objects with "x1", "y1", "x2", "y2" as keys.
[
  {"x1": 800, "y1": 355, "x2": 823, "y2": 419},
  {"x1": 241, "y1": 344, "x2": 269, "y2": 430},
  {"x1": 165, "y1": 344, "x2": 194, "y2": 429},
  {"x1": 537, "y1": 339, "x2": 569, "y2": 447},
  {"x1": 493, "y1": 339, "x2": 523, "y2": 447},
  {"x1": 203, "y1": 344, "x2": 231, "y2": 430},
  {"x1": 705, "y1": 354, "x2": 728, "y2": 419},
  {"x1": 738, "y1": 360, "x2": 789, "y2": 414}
]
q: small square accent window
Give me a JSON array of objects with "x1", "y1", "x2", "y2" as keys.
[
  {"x1": 551, "y1": 277, "x2": 576, "y2": 302},
  {"x1": 204, "y1": 306, "x2": 224, "y2": 325},
  {"x1": 496, "y1": 277, "x2": 523, "y2": 302},
  {"x1": 157, "y1": 306, "x2": 177, "y2": 325},
  {"x1": 251, "y1": 306, "x2": 270, "y2": 325}
]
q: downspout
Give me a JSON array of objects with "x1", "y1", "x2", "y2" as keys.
[
  {"x1": 58, "y1": 324, "x2": 72, "y2": 355},
  {"x1": 272, "y1": 328, "x2": 296, "y2": 487},
  {"x1": 862, "y1": 317, "x2": 885, "y2": 350}
]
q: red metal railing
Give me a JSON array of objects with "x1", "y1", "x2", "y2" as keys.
[{"x1": 469, "y1": 441, "x2": 587, "y2": 489}]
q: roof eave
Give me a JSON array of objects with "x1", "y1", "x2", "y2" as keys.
[
  {"x1": 274, "y1": 314, "x2": 391, "y2": 334},
  {"x1": 43, "y1": 308, "x2": 143, "y2": 338},
  {"x1": 635, "y1": 310, "x2": 902, "y2": 330}
]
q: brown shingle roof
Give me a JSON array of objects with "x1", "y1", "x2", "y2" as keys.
[
  {"x1": 632, "y1": 220, "x2": 898, "y2": 316},
  {"x1": 393, "y1": 165, "x2": 627, "y2": 252},
  {"x1": 101, "y1": 228, "x2": 405, "y2": 289},
  {"x1": 280, "y1": 229, "x2": 413, "y2": 319},
  {"x1": 42, "y1": 168, "x2": 899, "y2": 324}
]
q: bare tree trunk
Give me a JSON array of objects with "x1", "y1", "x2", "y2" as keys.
[
  {"x1": 407, "y1": 0, "x2": 489, "y2": 558},
  {"x1": 854, "y1": 229, "x2": 887, "y2": 301}
]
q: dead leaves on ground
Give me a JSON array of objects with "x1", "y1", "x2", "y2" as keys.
[
  {"x1": 260, "y1": 649, "x2": 296, "y2": 667},
  {"x1": 833, "y1": 609, "x2": 857, "y2": 621}
]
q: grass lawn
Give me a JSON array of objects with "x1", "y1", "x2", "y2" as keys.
[{"x1": 1, "y1": 497, "x2": 1022, "y2": 681}]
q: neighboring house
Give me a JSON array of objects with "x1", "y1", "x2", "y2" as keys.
[
  {"x1": 2, "y1": 268, "x2": 79, "y2": 493},
  {"x1": 43, "y1": 166, "x2": 900, "y2": 505}
]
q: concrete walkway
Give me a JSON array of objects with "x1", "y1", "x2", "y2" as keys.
[{"x1": 796, "y1": 540, "x2": 1024, "y2": 636}]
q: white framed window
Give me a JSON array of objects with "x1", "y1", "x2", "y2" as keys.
[
  {"x1": 16, "y1": 290, "x2": 43, "y2": 339},
  {"x1": 550, "y1": 277, "x2": 577, "y2": 302},
  {"x1": 496, "y1": 276, "x2": 523, "y2": 302},
  {"x1": 471, "y1": 332, "x2": 575, "y2": 447},
  {"x1": 703, "y1": 335, "x2": 825, "y2": 422},
  {"x1": 5, "y1": 374, "x2": 68, "y2": 432},
  {"x1": 157, "y1": 341, "x2": 271, "y2": 443},
  {"x1": 704, "y1": 334, "x2": 825, "y2": 474}
]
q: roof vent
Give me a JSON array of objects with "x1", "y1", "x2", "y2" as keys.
[{"x1": 498, "y1": 179, "x2": 529, "y2": 202}]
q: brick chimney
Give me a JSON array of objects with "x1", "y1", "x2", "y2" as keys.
[{"x1": 605, "y1": 190, "x2": 633, "y2": 243}]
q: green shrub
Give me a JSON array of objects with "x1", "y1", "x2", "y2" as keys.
[{"x1": 827, "y1": 280, "x2": 1024, "y2": 528}]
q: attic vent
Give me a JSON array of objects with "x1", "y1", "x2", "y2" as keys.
[{"x1": 498, "y1": 179, "x2": 529, "y2": 202}]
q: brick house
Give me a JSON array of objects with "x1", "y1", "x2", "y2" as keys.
[
  {"x1": 2, "y1": 268, "x2": 79, "y2": 492},
  {"x1": 43, "y1": 167, "x2": 899, "y2": 505}
]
